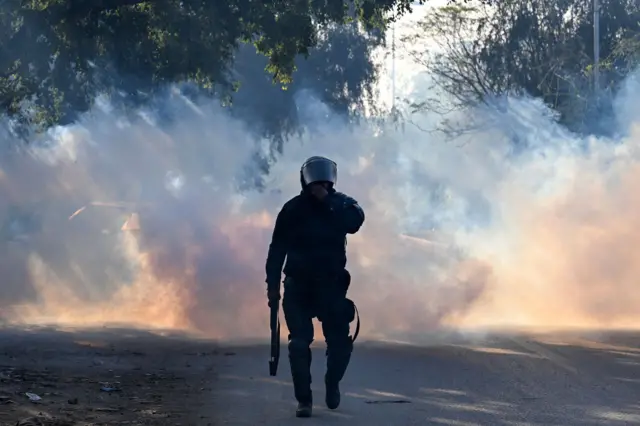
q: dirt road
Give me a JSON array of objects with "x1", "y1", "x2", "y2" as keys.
[
  {"x1": 2, "y1": 327, "x2": 640, "y2": 425},
  {"x1": 0, "y1": 326, "x2": 221, "y2": 426},
  {"x1": 211, "y1": 331, "x2": 640, "y2": 425}
]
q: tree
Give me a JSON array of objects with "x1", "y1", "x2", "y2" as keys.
[
  {"x1": 0, "y1": 0, "x2": 421, "y2": 136},
  {"x1": 228, "y1": 23, "x2": 383, "y2": 152},
  {"x1": 402, "y1": 0, "x2": 640, "y2": 134}
]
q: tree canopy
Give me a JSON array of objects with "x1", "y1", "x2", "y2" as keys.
[
  {"x1": 0, "y1": 0, "x2": 422, "y2": 136},
  {"x1": 228, "y1": 23, "x2": 383, "y2": 150},
  {"x1": 403, "y1": 0, "x2": 640, "y2": 134}
]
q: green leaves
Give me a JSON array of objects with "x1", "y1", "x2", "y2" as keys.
[
  {"x1": 404, "y1": 0, "x2": 640, "y2": 132},
  {"x1": 0, "y1": 0, "x2": 419, "y2": 134}
]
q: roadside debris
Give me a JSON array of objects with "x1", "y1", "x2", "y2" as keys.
[
  {"x1": 25, "y1": 392, "x2": 41, "y2": 402},
  {"x1": 99, "y1": 383, "x2": 121, "y2": 393},
  {"x1": 1, "y1": 327, "x2": 219, "y2": 425}
]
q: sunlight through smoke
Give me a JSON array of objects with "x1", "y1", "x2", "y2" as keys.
[{"x1": 1, "y1": 68, "x2": 640, "y2": 342}]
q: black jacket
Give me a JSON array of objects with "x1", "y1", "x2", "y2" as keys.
[{"x1": 265, "y1": 189, "x2": 365, "y2": 292}]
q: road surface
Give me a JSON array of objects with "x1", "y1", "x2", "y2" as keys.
[
  {"x1": 2, "y1": 327, "x2": 639, "y2": 425},
  {"x1": 210, "y1": 331, "x2": 640, "y2": 425}
]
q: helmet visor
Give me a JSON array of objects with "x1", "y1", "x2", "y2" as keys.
[{"x1": 301, "y1": 158, "x2": 337, "y2": 186}]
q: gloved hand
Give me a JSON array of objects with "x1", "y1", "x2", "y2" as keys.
[
  {"x1": 323, "y1": 191, "x2": 346, "y2": 212},
  {"x1": 267, "y1": 289, "x2": 281, "y2": 308}
]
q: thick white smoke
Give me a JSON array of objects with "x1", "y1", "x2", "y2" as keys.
[{"x1": 2, "y1": 59, "x2": 640, "y2": 342}]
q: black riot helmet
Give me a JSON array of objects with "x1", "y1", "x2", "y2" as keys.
[{"x1": 300, "y1": 156, "x2": 338, "y2": 188}]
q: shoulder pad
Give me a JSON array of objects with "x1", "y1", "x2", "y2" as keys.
[{"x1": 281, "y1": 195, "x2": 303, "y2": 212}]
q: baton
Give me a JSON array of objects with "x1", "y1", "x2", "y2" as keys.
[{"x1": 269, "y1": 302, "x2": 281, "y2": 376}]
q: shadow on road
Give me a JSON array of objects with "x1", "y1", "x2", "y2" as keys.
[{"x1": 211, "y1": 331, "x2": 640, "y2": 425}]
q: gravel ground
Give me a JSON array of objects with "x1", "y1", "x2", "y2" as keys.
[{"x1": 0, "y1": 326, "x2": 223, "y2": 426}]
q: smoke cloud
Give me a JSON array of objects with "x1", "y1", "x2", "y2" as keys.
[{"x1": 1, "y1": 63, "x2": 640, "y2": 342}]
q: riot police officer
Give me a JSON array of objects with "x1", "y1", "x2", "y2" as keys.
[{"x1": 265, "y1": 156, "x2": 365, "y2": 417}]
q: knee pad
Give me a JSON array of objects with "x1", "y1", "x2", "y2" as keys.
[
  {"x1": 326, "y1": 335, "x2": 353, "y2": 355},
  {"x1": 288, "y1": 338, "x2": 312, "y2": 355}
]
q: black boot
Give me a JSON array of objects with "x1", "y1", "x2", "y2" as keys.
[
  {"x1": 324, "y1": 339, "x2": 352, "y2": 410},
  {"x1": 296, "y1": 401, "x2": 313, "y2": 418},
  {"x1": 289, "y1": 340, "x2": 313, "y2": 416},
  {"x1": 325, "y1": 375, "x2": 341, "y2": 410}
]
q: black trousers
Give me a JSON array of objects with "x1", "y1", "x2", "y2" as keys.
[{"x1": 282, "y1": 273, "x2": 353, "y2": 404}]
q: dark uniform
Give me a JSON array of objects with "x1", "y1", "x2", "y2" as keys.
[{"x1": 265, "y1": 156, "x2": 365, "y2": 418}]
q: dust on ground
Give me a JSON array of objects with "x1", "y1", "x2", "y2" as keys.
[{"x1": 0, "y1": 325, "x2": 225, "y2": 426}]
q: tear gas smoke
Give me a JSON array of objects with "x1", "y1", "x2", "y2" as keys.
[{"x1": 2, "y1": 70, "x2": 640, "y2": 342}]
